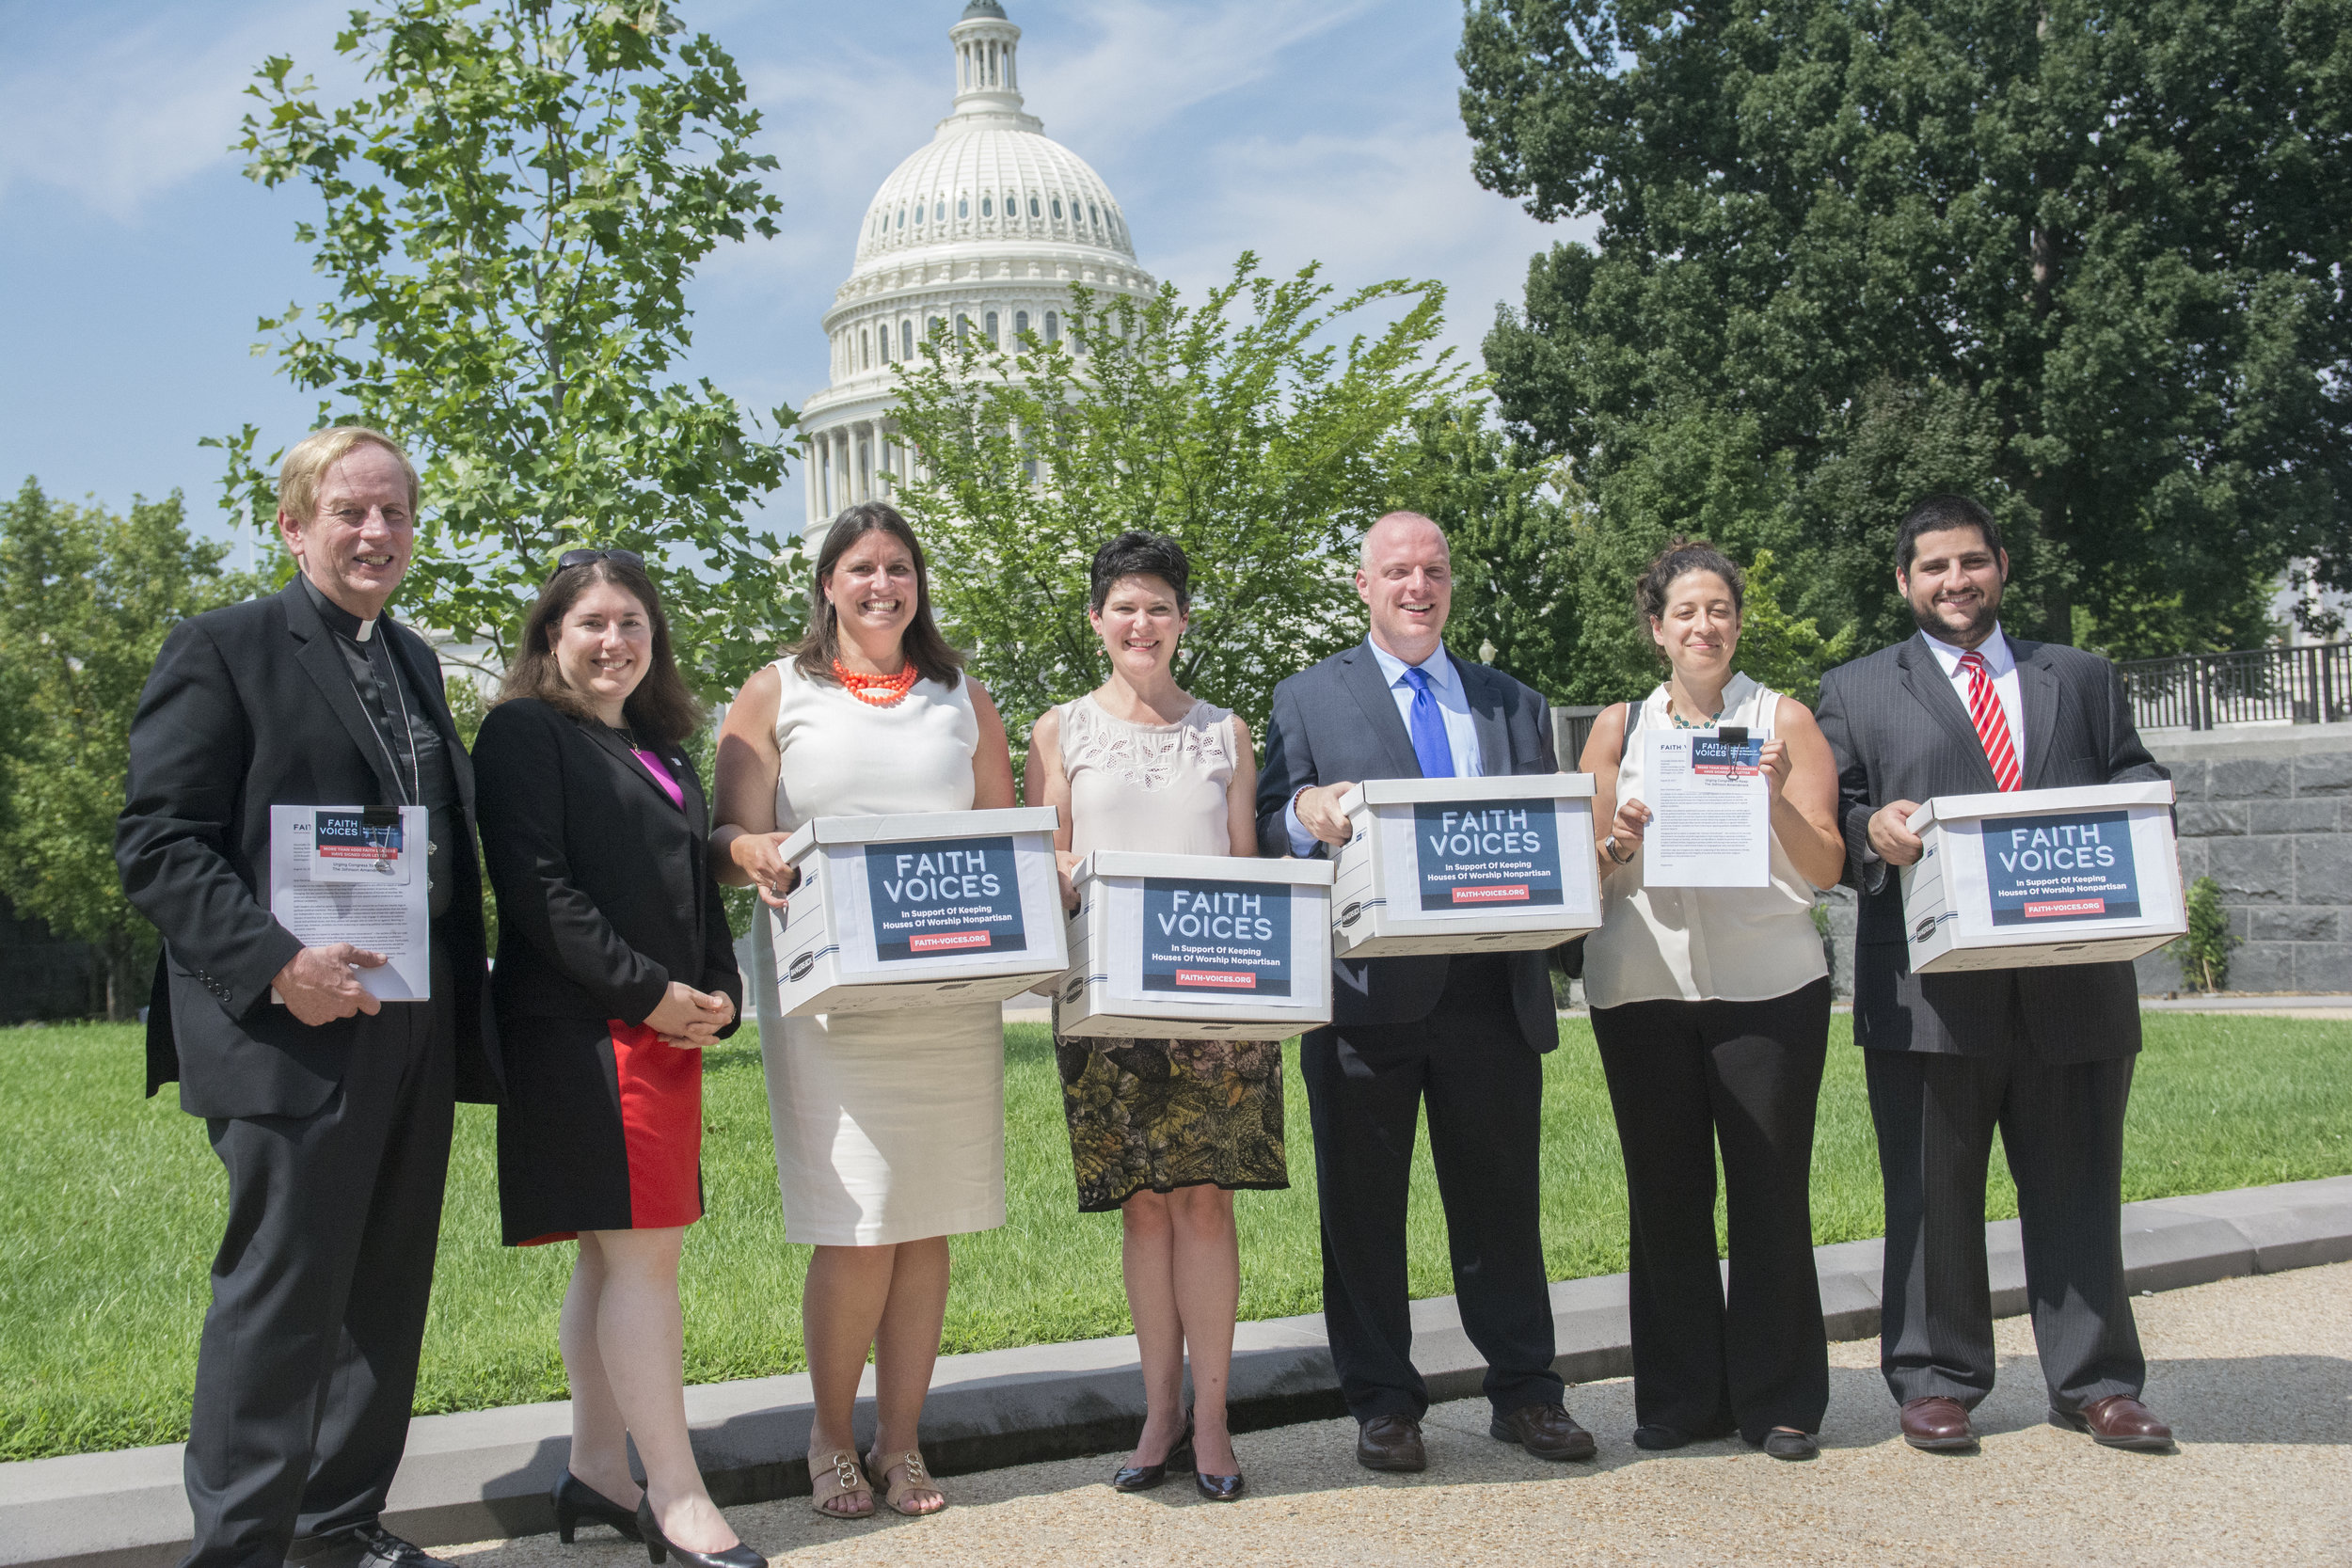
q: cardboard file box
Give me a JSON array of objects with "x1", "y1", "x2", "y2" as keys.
[
  {"x1": 1331, "y1": 775, "x2": 1603, "y2": 958},
  {"x1": 1899, "y1": 782, "x2": 2184, "y2": 974},
  {"x1": 768, "y1": 806, "x2": 1067, "y2": 1016},
  {"x1": 1054, "y1": 851, "x2": 1336, "y2": 1040}
]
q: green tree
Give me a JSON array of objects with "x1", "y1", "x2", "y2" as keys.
[
  {"x1": 214, "y1": 0, "x2": 799, "y2": 691},
  {"x1": 887, "y1": 256, "x2": 1464, "y2": 743},
  {"x1": 0, "y1": 482, "x2": 260, "y2": 1019},
  {"x1": 1392, "y1": 399, "x2": 1584, "y2": 699},
  {"x1": 1394, "y1": 404, "x2": 1851, "y2": 705},
  {"x1": 1460, "y1": 0, "x2": 2352, "y2": 659}
]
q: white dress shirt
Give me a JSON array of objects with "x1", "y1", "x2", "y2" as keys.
[
  {"x1": 1919, "y1": 623, "x2": 2026, "y2": 774},
  {"x1": 1284, "y1": 638, "x2": 1483, "y2": 856}
]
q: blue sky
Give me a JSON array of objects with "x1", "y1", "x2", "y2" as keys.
[{"x1": 0, "y1": 0, "x2": 1586, "y2": 550}]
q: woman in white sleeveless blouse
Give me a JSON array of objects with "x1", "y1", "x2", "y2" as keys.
[
  {"x1": 1025, "y1": 534, "x2": 1279, "y2": 1501},
  {"x1": 1577, "y1": 542, "x2": 1847, "y2": 1462},
  {"x1": 711, "y1": 505, "x2": 1017, "y2": 1523}
]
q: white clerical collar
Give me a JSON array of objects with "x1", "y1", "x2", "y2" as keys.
[
  {"x1": 1919, "y1": 623, "x2": 2012, "y2": 677},
  {"x1": 300, "y1": 571, "x2": 381, "y2": 642}
]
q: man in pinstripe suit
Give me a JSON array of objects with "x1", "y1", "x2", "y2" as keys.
[{"x1": 1814, "y1": 495, "x2": 2176, "y2": 1454}]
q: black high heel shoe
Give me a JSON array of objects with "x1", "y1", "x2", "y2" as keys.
[
  {"x1": 1193, "y1": 1465, "x2": 1245, "y2": 1501},
  {"x1": 552, "y1": 1472, "x2": 642, "y2": 1544},
  {"x1": 1190, "y1": 1418, "x2": 1244, "y2": 1501},
  {"x1": 635, "y1": 1497, "x2": 765, "y2": 1568},
  {"x1": 1111, "y1": 1409, "x2": 1196, "y2": 1493}
]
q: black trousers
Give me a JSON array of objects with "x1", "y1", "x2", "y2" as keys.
[
  {"x1": 1865, "y1": 1046, "x2": 2144, "y2": 1413},
  {"x1": 1590, "y1": 980, "x2": 1832, "y2": 1443},
  {"x1": 1299, "y1": 956, "x2": 1562, "y2": 1423},
  {"x1": 181, "y1": 992, "x2": 455, "y2": 1568}
]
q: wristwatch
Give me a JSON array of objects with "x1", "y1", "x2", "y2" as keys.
[{"x1": 1603, "y1": 834, "x2": 1634, "y2": 864}]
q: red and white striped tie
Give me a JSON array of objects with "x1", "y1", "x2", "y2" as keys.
[{"x1": 1959, "y1": 649, "x2": 2022, "y2": 791}]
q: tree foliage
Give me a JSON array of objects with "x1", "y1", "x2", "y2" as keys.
[
  {"x1": 887, "y1": 255, "x2": 1463, "y2": 742},
  {"x1": 1461, "y1": 0, "x2": 2352, "y2": 659},
  {"x1": 0, "y1": 483, "x2": 260, "y2": 1019},
  {"x1": 1392, "y1": 403, "x2": 1852, "y2": 705},
  {"x1": 214, "y1": 0, "x2": 799, "y2": 690}
]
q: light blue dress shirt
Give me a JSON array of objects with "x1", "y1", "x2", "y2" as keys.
[{"x1": 1284, "y1": 639, "x2": 1484, "y2": 856}]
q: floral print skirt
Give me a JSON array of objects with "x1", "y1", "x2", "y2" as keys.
[{"x1": 1054, "y1": 1034, "x2": 1290, "y2": 1213}]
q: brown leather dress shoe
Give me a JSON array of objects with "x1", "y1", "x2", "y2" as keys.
[
  {"x1": 2052, "y1": 1395, "x2": 2175, "y2": 1451},
  {"x1": 1899, "y1": 1395, "x2": 1978, "y2": 1451},
  {"x1": 1489, "y1": 1403, "x2": 1597, "y2": 1462},
  {"x1": 1357, "y1": 1414, "x2": 1427, "y2": 1473}
]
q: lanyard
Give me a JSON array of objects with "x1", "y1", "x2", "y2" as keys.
[{"x1": 350, "y1": 633, "x2": 423, "y2": 808}]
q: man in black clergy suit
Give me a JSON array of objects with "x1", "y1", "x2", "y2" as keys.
[
  {"x1": 116, "y1": 427, "x2": 501, "y2": 1568},
  {"x1": 1254, "y1": 511, "x2": 1594, "y2": 1473},
  {"x1": 1814, "y1": 494, "x2": 2175, "y2": 1454}
]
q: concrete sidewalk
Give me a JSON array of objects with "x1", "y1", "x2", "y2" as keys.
[
  {"x1": 5, "y1": 1174, "x2": 2348, "y2": 1568},
  {"x1": 453, "y1": 1259, "x2": 2352, "y2": 1568},
  {"x1": 441, "y1": 1260, "x2": 2352, "y2": 1568}
]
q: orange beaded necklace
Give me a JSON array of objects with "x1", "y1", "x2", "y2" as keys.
[{"x1": 832, "y1": 657, "x2": 920, "y2": 706}]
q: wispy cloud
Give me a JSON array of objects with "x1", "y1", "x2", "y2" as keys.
[
  {"x1": 0, "y1": 3, "x2": 350, "y2": 224},
  {"x1": 1021, "y1": 0, "x2": 1377, "y2": 153}
]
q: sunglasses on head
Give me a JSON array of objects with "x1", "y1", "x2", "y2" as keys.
[{"x1": 551, "y1": 547, "x2": 644, "y2": 579}]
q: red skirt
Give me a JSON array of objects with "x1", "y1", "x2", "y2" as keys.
[{"x1": 496, "y1": 1017, "x2": 705, "y2": 1245}]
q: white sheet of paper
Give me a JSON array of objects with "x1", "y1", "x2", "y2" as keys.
[
  {"x1": 1641, "y1": 732, "x2": 1772, "y2": 889},
  {"x1": 269, "y1": 804, "x2": 432, "y2": 1000}
]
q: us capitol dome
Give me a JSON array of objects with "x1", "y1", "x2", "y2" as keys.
[{"x1": 796, "y1": 1, "x2": 1158, "y2": 529}]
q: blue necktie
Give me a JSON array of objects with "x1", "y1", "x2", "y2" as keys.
[{"x1": 1402, "y1": 665, "x2": 1454, "y2": 778}]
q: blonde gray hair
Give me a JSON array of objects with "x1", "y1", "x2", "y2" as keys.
[{"x1": 278, "y1": 426, "x2": 419, "y2": 526}]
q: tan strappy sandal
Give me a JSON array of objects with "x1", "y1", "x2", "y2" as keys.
[
  {"x1": 865, "y1": 1447, "x2": 945, "y2": 1516},
  {"x1": 808, "y1": 1449, "x2": 873, "y2": 1519}
]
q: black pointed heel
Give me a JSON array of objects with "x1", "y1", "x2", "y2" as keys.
[
  {"x1": 635, "y1": 1497, "x2": 764, "y2": 1568},
  {"x1": 1194, "y1": 1468, "x2": 1245, "y2": 1501},
  {"x1": 552, "y1": 1472, "x2": 642, "y2": 1544},
  {"x1": 1110, "y1": 1409, "x2": 1196, "y2": 1493}
]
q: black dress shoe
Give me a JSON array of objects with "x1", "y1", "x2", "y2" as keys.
[
  {"x1": 1193, "y1": 1467, "x2": 1245, "y2": 1501},
  {"x1": 1632, "y1": 1418, "x2": 1733, "y2": 1451},
  {"x1": 1489, "y1": 1403, "x2": 1597, "y2": 1462},
  {"x1": 1356, "y1": 1414, "x2": 1427, "y2": 1473},
  {"x1": 1757, "y1": 1430, "x2": 1820, "y2": 1462},
  {"x1": 1112, "y1": 1409, "x2": 1196, "y2": 1492},
  {"x1": 298, "y1": 1525, "x2": 456, "y2": 1568},
  {"x1": 635, "y1": 1498, "x2": 765, "y2": 1568},
  {"x1": 553, "y1": 1472, "x2": 643, "y2": 1544}
]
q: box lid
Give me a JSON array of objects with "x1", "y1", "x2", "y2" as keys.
[
  {"x1": 1072, "y1": 850, "x2": 1337, "y2": 888},
  {"x1": 1341, "y1": 773, "x2": 1596, "y2": 813},
  {"x1": 781, "y1": 804, "x2": 1061, "y2": 862},
  {"x1": 1905, "y1": 780, "x2": 2175, "y2": 833}
]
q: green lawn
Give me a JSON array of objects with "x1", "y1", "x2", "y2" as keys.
[{"x1": 4, "y1": 1014, "x2": 2347, "y2": 1463}]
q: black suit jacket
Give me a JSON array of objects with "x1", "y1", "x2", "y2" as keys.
[
  {"x1": 116, "y1": 579, "x2": 500, "y2": 1118},
  {"x1": 1253, "y1": 640, "x2": 1562, "y2": 1053},
  {"x1": 471, "y1": 698, "x2": 741, "y2": 1031},
  {"x1": 1814, "y1": 631, "x2": 2166, "y2": 1060}
]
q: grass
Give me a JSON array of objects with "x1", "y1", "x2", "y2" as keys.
[{"x1": 4, "y1": 1014, "x2": 2348, "y2": 1463}]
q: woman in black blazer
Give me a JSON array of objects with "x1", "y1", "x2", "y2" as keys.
[{"x1": 472, "y1": 551, "x2": 758, "y2": 1568}]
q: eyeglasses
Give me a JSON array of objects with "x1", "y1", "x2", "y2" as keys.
[{"x1": 551, "y1": 547, "x2": 645, "y2": 578}]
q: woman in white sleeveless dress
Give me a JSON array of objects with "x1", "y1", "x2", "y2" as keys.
[
  {"x1": 711, "y1": 504, "x2": 1016, "y2": 1523},
  {"x1": 1577, "y1": 541, "x2": 1848, "y2": 1462},
  {"x1": 1024, "y1": 533, "x2": 1278, "y2": 1502}
]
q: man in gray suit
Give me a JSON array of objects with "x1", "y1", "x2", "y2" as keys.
[
  {"x1": 1815, "y1": 494, "x2": 2175, "y2": 1453},
  {"x1": 1255, "y1": 512, "x2": 1593, "y2": 1473}
]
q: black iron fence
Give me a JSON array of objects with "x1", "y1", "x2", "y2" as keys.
[{"x1": 2120, "y1": 643, "x2": 2352, "y2": 732}]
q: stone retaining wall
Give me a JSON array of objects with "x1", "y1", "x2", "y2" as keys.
[{"x1": 2136, "y1": 722, "x2": 2352, "y2": 994}]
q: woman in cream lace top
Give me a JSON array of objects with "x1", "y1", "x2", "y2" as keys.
[{"x1": 1025, "y1": 533, "x2": 1283, "y2": 1502}]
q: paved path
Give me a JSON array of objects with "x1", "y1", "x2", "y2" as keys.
[{"x1": 444, "y1": 1261, "x2": 2352, "y2": 1567}]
